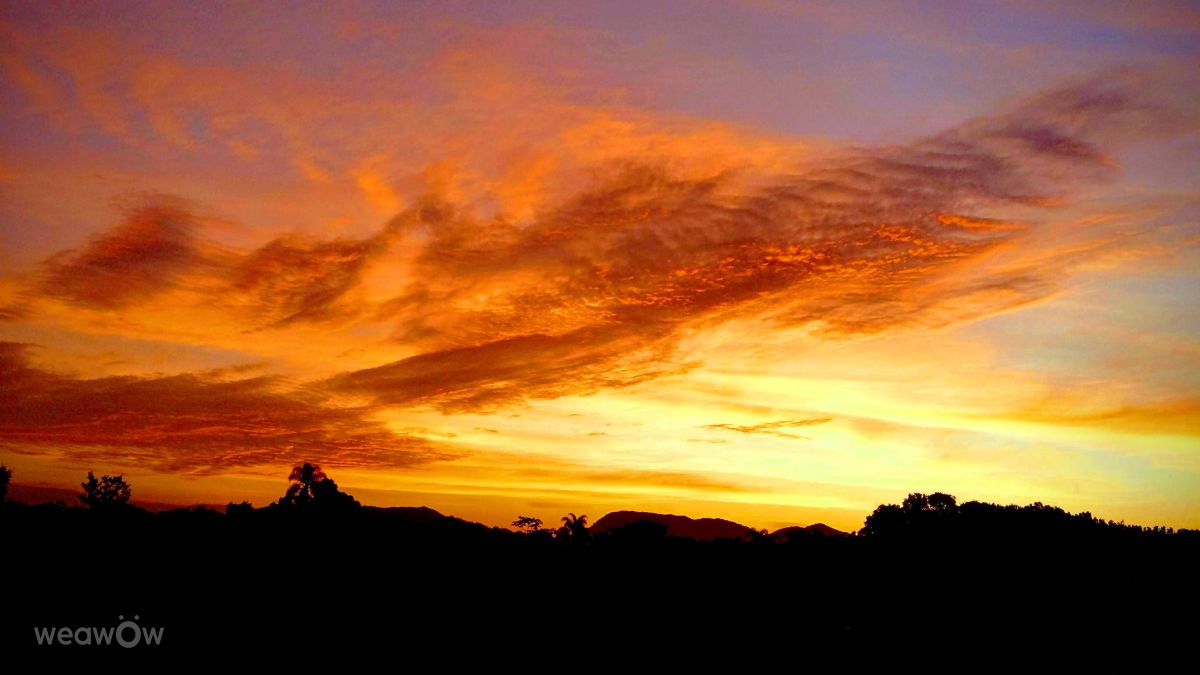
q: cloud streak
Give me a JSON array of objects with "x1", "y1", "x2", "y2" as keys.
[
  {"x1": 233, "y1": 233, "x2": 387, "y2": 328},
  {"x1": 39, "y1": 197, "x2": 203, "y2": 310},
  {"x1": 0, "y1": 342, "x2": 452, "y2": 475},
  {"x1": 329, "y1": 73, "x2": 1161, "y2": 410},
  {"x1": 703, "y1": 418, "x2": 833, "y2": 440}
]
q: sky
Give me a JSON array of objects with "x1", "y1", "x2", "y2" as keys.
[{"x1": 1, "y1": 0, "x2": 1198, "y2": 532}]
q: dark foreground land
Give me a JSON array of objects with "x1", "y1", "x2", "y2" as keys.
[{"x1": 3, "y1": 495, "x2": 1198, "y2": 668}]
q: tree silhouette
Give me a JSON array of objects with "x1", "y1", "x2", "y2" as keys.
[
  {"x1": 863, "y1": 492, "x2": 971, "y2": 537},
  {"x1": 226, "y1": 501, "x2": 254, "y2": 517},
  {"x1": 79, "y1": 471, "x2": 132, "y2": 509},
  {"x1": 745, "y1": 527, "x2": 772, "y2": 544},
  {"x1": 284, "y1": 462, "x2": 327, "y2": 505},
  {"x1": 0, "y1": 464, "x2": 10, "y2": 502},
  {"x1": 903, "y1": 492, "x2": 958, "y2": 514},
  {"x1": 927, "y1": 492, "x2": 958, "y2": 512},
  {"x1": 902, "y1": 493, "x2": 930, "y2": 513},
  {"x1": 559, "y1": 513, "x2": 590, "y2": 544},
  {"x1": 861, "y1": 503, "x2": 905, "y2": 537},
  {"x1": 512, "y1": 515, "x2": 543, "y2": 533},
  {"x1": 278, "y1": 463, "x2": 360, "y2": 511}
]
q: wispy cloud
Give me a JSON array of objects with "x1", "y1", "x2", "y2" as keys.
[
  {"x1": 233, "y1": 232, "x2": 389, "y2": 328},
  {"x1": 5, "y1": 73, "x2": 1177, "y2": 415},
  {"x1": 39, "y1": 197, "x2": 203, "y2": 310},
  {"x1": 703, "y1": 418, "x2": 833, "y2": 439},
  {"x1": 984, "y1": 398, "x2": 1200, "y2": 436},
  {"x1": 327, "y1": 74, "x2": 1163, "y2": 410},
  {"x1": 0, "y1": 342, "x2": 453, "y2": 474}
]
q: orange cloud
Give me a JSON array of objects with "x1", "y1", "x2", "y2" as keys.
[
  {"x1": 233, "y1": 234, "x2": 388, "y2": 328},
  {"x1": 7, "y1": 74, "x2": 1179, "y2": 417},
  {"x1": 39, "y1": 197, "x2": 203, "y2": 309},
  {"x1": 325, "y1": 75, "x2": 1154, "y2": 410},
  {"x1": 0, "y1": 342, "x2": 453, "y2": 475},
  {"x1": 328, "y1": 323, "x2": 686, "y2": 412}
]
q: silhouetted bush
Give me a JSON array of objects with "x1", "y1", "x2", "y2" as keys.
[{"x1": 78, "y1": 470, "x2": 132, "y2": 510}]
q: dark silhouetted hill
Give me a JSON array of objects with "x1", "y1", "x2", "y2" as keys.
[
  {"x1": 771, "y1": 523, "x2": 848, "y2": 538},
  {"x1": 366, "y1": 505, "x2": 446, "y2": 523},
  {"x1": 592, "y1": 510, "x2": 757, "y2": 540},
  {"x1": 593, "y1": 511, "x2": 849, "y2": 541}
]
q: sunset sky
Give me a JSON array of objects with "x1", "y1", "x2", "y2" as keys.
[{"x1": 1, "y1": 1, "x2": 1198, "y2": 532}]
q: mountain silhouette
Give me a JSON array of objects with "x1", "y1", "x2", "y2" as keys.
[
  {"x1": 593, "y1": 511, "x2": 849, "y2": 541},
  {"x1": 592, "y1": 510, "x2": 759, "y2": 540},
  {"x1": 771, "y1": 523, "x2": 848, "y2": 538},
  {"x1": 367, "y1": 505, "x2": 447, "y2": 523}
]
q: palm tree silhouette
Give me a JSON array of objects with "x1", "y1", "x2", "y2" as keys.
[
  {"x1": 277, "y1": 462, "x2": 361, "y2": 511},
  {"x1": 284, "y1": 462, "x2": 327, "y2": 506},
  {"x1": 560, "y1": 512, "x2": 590, "y2": 544}
]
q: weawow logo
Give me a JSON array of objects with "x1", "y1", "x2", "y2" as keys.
[{"x1": 34, "y1": 615, "x2": 164, "y2": 648}]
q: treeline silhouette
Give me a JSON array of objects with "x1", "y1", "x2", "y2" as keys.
[
  {"x1": 1, "y1": 463, "x2": 1197, "y2": 665},
  {"x1": 4, "y1": 464, "x2": 1189, "y2": 548}
]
